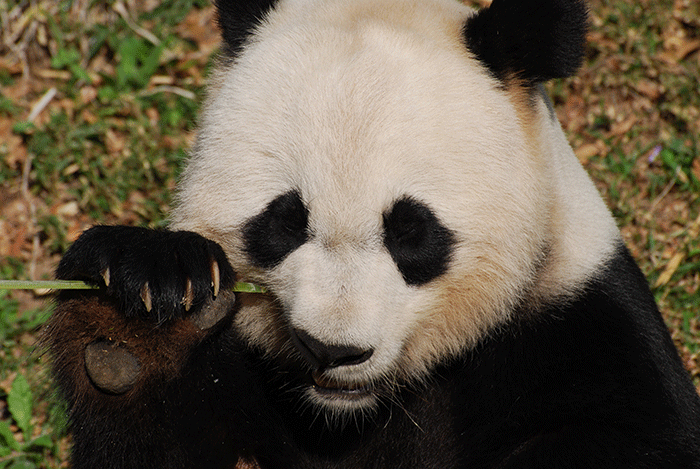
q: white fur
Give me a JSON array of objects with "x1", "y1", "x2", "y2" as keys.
[{"x1": 171, "y1": 0, "x2": 619, "y2": 412}]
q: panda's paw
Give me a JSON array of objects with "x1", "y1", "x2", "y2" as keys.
[
  {"x1": 79, "y1": 290, "x2": 237, "y2": 395},
  {"x1": 56, "y1": 225, "x2": 236, "y2": 322}
]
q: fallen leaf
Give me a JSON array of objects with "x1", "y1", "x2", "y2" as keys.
[
  {"x1": 693, "y1": 157, "x2": 700, "y2": 184},
  {"x1": 575, "y1": 143, "x2": 600, "y2": 163},
  {"x1": 35, "y1": 69, "x2": 71, "y2": 80},
  {"x1": 150, "y1": 75, "x2": 175, "y2": 86},
  {"x1": 175, "y1": 6, "x2": 219, "y2": 57},
  {"x1": 105, "y1": 129, "x2": 127, "y2": 156},
  {"x1": 609, "y1": 115, "x2": 636, "y2": 137},
  {"x1": 674, "y1": 38, "x2": 700, "y2": 62},
  {"x1": 655, "y1": 252, "x2": 685, "y2": 287},
  {"x1": 636, "y1": 80, "x2": 662, "y2": 100},
  {"x1": 80, "y1": 86, "x2": 98, "y2": 104}
]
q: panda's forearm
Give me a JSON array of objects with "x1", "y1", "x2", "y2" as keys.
[
  {"x1": 46, "y1": 292, "x2": 232, "y2": 468},
  {"x1": 46, "y1": 294, "x2": 203, "y2": 468},
  {"x1": 47, "y1": 290, "x2": 297, "y2": 468}
]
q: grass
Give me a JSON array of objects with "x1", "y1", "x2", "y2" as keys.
[{"x1": 0, "y1": 0, "x2": 698, "y2": 466}]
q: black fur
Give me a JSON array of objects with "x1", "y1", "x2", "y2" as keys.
[
  {"x1": 464, "y1": 0, "x2": 589, "y2": 85},
  {"x1": 56, "y1": 226, "x2": 235, "y2": 321},
  {"x1": 215, "y1": 0, "x2": 280, "y2": 58},
  {"x1": 51, "y1": 235, "x2": 700, "y2": 468},
  {"x1": 383, "y1": 197, "x2": 456, "y2": 285},
  {"x1": 450, "y1": 244, "x2": 700, "y2": 468},
  {"x1": 242, "y1": 190, "x2": 310, "y2": 269}
]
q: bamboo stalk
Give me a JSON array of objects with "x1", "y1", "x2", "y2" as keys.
[{"x1": 0, "y1": 279, "x2": 266, "y2": 293}]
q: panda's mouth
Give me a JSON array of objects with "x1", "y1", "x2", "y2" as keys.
[{"x1": 310, "y1": 371, "x2": 373, "y2": 398}]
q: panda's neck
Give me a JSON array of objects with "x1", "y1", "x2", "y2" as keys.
[{"x1": 529, "y1": 91, "x2": 621, "y2": 303}]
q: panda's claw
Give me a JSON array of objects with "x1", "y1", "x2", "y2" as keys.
[
  {"x1": 210, "y1": 258, "x2": 220, "y2": 299},
  {"x1": 140, "y1": 282, "x2": 153, "y2": 313},
  {"x1": 183, "y1": 278, "x2": 194, "y2": 312},
  {"x1": 101, "y1": 266, "x2": 110, "y2": 287}
]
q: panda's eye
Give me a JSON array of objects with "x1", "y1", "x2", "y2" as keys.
[
  {"x1": 243, "y1": 190, "x2": 309, "y2": 268},
  {"x1": 383, "y1": 197, "x2": 455, "y2": 285}
]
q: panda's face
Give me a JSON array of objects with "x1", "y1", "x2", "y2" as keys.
[{"x1": 172, "y1": 0, "x2": 613, "y2": 414}]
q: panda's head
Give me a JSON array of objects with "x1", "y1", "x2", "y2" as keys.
[{"x1": 171, "y1": 0, "x2": 618, "y2": 416}]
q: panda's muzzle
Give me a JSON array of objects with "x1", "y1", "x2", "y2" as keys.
[
  {"x1": 289, "y1": 329, "x2": 376, "y2": 400},
  {"x1": 291, "y1": 328, "x2": 374, "y2": 370}
]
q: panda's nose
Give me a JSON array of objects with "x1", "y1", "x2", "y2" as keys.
[{"x1": 292, "y1": 328, "x2": 373, "y2": 370}]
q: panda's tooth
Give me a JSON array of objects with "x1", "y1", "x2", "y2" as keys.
[
  {"x1": 101, "y1": 266, "x2": 110, "y2": 287},
  {"x1": 210, "y1": 259, "x2": 220, "y2": 298},
  {"x1": 183, "y1": 277, "x2": 194, "y2": 311},
  {"x1": 140, "y1": 282, "x2": 153, "y2": 313}
]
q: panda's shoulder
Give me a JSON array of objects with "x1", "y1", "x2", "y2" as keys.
[{"x1": 441, "y1": 242, "x2": 700, "y2": 438}]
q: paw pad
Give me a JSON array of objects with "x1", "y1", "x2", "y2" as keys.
[{"x1": 85, "y1": 341, "x2": 141, "y2": 394}]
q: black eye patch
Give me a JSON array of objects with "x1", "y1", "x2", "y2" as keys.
[
  {"x1": 243, "y1": 190, "x2": 310, "y2": 268},
  {"x1": 383, "y1": 197, "x2": 455, "y2": 285}
]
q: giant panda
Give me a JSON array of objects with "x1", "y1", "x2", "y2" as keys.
[{"x1": 46, "y1": 0, "x2": 700, "y2": 467}]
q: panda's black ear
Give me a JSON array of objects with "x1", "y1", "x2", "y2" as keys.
[
  {"x1": 463, "y1": 0, "x2": 588, "y2": 86},
  {"x1": 215, "y1": 0, "x2": 280, "y2": 57}
]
